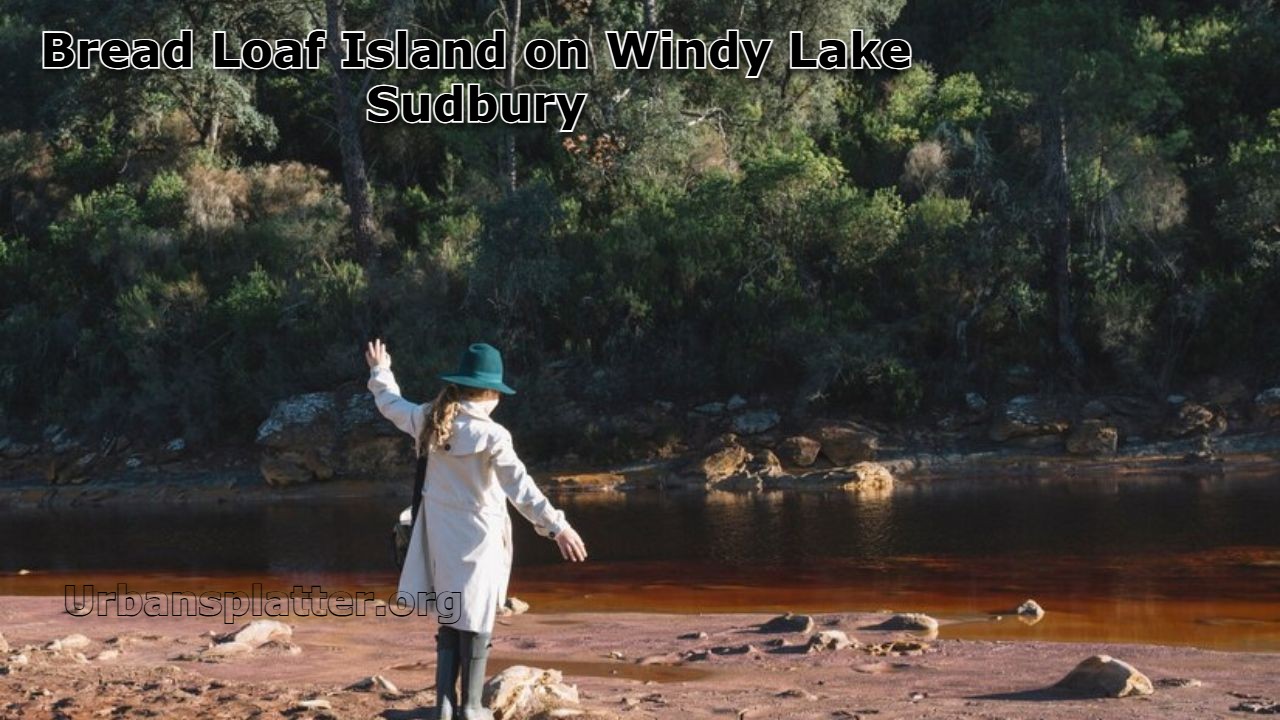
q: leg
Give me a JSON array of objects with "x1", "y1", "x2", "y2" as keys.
[
  {"x1": 433, "y1": 625, "x2": 461, "y2": 720},
  {"x1": 458, "y1": 630, "x2": 494, "y2": 720}
]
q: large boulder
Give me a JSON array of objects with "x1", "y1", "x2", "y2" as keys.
[
  {"x1": 1055, "y1": 655, "x2": 1154, "y2": 698},
  {"x1": 988, "y1": 395, "x2": 1070, "y2": 443},
  {"x1": 256, "y1": 391, "x2": 412, "y2": 485},
  {"x1": 483, "y1": 665, "x2": 579, "y2": 720},
  {"x1": 812, "y1": 423, "x2": 879, "y2": 464},
  {"x1": 1066, "y1": 420, "x2": 1119, "y2": 456},
  {"x1": 1255, "y1": 388, "x2": 1280, "y2": 419}
]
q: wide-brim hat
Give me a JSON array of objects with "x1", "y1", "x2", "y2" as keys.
[{"x1": 439, "y1": 342, "x2": 516, "y2": 395}]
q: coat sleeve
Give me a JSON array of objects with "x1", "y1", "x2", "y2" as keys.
[
  {"x1": 490, "y1": 430, "x2": 570, "y2": 538},
  {"x1": 367, "y1": 365, "x2": 428, "y2": 440}
]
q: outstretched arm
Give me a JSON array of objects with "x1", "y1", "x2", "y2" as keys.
[
  {"x1": 491, "y1": 433, "x2": 588, "y2": 562},
  {"x1": 365, "y1": 339, "x2": 427, "y2": 440}
]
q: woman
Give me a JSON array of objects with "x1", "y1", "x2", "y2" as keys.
[{"x1": 365, "y1": 339, "x2": 588, "y2": 720}]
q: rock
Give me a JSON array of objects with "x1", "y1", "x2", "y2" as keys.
[
  {"x1": 759, "y1": 613, "x2": 815, "y2": 634},
  {"x1": 1055, "y1": 655, "x2": 1154, "y2": 698},
  {"x1": 1255, "y1": 388, "x2": 1280, "y2": 419},
  {"x1": 124, "y1": 457, "x2": 143, "y2": 469},
  {"x1": 295, "y1": 698, "x2": 332, "y2": 711},
  {"x1": 726, "y1": 394, "x2": 748, "y2": 411},
  {"x1": 1, "y1": 440, "x2": 34, "y2": 459},
  {"x1": 1167, "y1": 394, "x2": 1188, "y2": 405},
  {"x1": 47, "y1": 634, "x2": 91, "y2": 652},
  {"x1": 1167, "y1": 402, "x2": 1226, "y2": 438},
  {"x1": 776, "y1": 688, "x2": 818, "y2": 701},
  {"x1": 1232, "y1": 698, "x2": 1280, "y2": 714},
  {"x1": 965, "y1": 392, "x2": 988, "y2": 413},
  {"x1": 164, "y1": 438, "x2": 186, "y2": 453},
  {"x1": 807, "y1": 630, "x2": 855, "y2": 651},
  {"x1": 697, "y1": 442, "x2": 750, "y2": 483},
  {"x1": 95, "y1": 649, "x2": 119, "y2": 661},
  {"x1": 1066, "y1": 420, "x2": 1119, "y2": 456},
  {"x1": 813, "y1": 424, "x2": 879, "y2": 464},
  {"x1": 875, "y1": 614, "x2": 938, "y2": 633},
  {"x1": 0, "y1": 632, "x2": 8, "y2": 653},
  {"x1": 545, "y1": 473, "x2": 625, "y2": 491},
  {"x1": 988, "y1": 395, "x2": 1070, "y2": 442},
  {"x1": 502, "y1": 597, "x2": 531, "y2": 616},
  {"x1": 1081, "y1": 399, "x2": 1109, "y2": 419},
  {"x1": 677, "y1": 631, "x2": 708, "y2": 640},
  {"x1": 212, "y1": 620, "x2": 291, "y2": 650},
  {"x1": 732, "y1": 410, "x2": 780, "y2": 435},
  {"x1": 1014, "y1": 599, "x2": 1045, "y2": 620},
  {"x1": 692, "y1": 402, "x2": 726, "y2": 416},
  {"x1": 483, "y1": 665, "x2": 580, "y2": 719},
  {"x1": 778, "y1": 436, "x2": 821, "y2": 467},
  {"x1": 256, "y1": 392, "x2": 339, "y2": 484},
  {"x1": 347, "y1": 675, "x2": 399, "y2": 694}
]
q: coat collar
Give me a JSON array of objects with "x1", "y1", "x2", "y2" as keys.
[{"x1": 457, "y1": 399, "x2": 495, "y2": 420}]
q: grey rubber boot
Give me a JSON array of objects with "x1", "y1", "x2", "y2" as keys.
[
  {"x1": 432, "y1": 626, "x2": 461, "y2": 720},
  {"x1": 458, "y1": 631, "x2": 495, "y2": 720}
]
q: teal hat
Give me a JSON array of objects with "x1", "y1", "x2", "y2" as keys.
[{"x1": 439, "y1": 343, "x2": 516, "y2": 395}]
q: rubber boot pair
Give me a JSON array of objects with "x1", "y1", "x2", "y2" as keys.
[{"x1": 433, "y1": 627, "x2": 492, "y2": 720}]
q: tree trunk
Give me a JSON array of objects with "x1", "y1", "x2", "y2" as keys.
[
  {"x1": 1045, "y1": 104, "x2": 1085, "y2": 377},
  {"x1": 643, "y1": 0, "x2": 657, "y2": 30},
  {"x1": 502, "y1": 0, "x2": 522, "y2": 194},
  {"x1": 325, "y1": 0, "x2": 380, "y2": 265}
]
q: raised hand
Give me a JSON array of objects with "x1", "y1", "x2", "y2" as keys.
[
  {"x1": 554, "y1": 526, "x2": 588, "y2": 562},
  {"x1": 364, "y1": 338, "x2": 392, "y2": 370}
]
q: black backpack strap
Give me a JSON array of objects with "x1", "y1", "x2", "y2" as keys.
[{"x1": 410, "y1": 454, "x2": 428, "y2": 526}]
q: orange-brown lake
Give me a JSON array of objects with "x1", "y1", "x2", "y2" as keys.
[{"x1": 3, "y1": 473, "x2": 1278, "y2": 651}]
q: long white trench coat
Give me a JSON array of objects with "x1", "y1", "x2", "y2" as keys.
[{"x1": 369, "y1": 365, "x2": 569, "y2": 633}]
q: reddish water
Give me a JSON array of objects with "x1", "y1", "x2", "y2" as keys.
[{"x1": 3, "y1": 473, "x2": 1279, "y2": 651}]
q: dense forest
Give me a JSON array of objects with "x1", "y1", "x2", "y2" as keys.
[{"x1": 0, "y1": 0, "x2": 1277, "y2": 450}]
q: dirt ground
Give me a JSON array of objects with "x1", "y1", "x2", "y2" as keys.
[{"x1": 1, "y1": 596, "x2": 1277, "y2": 719}]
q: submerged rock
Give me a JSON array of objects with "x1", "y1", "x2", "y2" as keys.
[
  {"x1": 483, "y1": 665, "x2": 580, "y2": 719},
  {"x1": 1014, "y1": 599, "x2": 1045, "y2": 620},
  {"x1": 1055, "y1": 655, "x2": 1154, "y2": 698}
]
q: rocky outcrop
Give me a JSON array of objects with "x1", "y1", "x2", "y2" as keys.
[
  {"x1": 483, "y1": 665, "x2": 580, "y2": 720},
  {"x1": 1055, "y1": 655, "x2": 1154, "y2": 698},
  {"x1": 544, "y1": 473, "x2": 625, "y2": 491},
  {"x1": 812, "y1": 423, "x2": 879, "y2": 464},
  {"x1": 731, "y1": 410, "x2": 780, "y2": 435},
  {"x1": 1066, "y1": 420, "x2": 1119, "y2": 456},
  {"x1": 988, "y1": 395, "x2": 1069, "y2": 445},
  {"x1": 255, "y1": 391, "x2": 411, "y2": 485},
  {"x1": 768, "y1": 462, "x2": 894, "y2": 493}
]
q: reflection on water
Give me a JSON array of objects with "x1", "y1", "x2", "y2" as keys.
[{"x1": 2, "y1": 473, "x2": 1279, "y2": 650}]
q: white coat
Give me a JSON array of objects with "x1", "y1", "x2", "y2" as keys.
[{"x1": 368, "y1": 365, "x2": 570, "y2": 633}]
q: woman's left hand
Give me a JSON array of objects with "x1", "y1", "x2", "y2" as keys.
[{"x1": 554, "y1": 527, "x2": 588, "y2": 562}]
